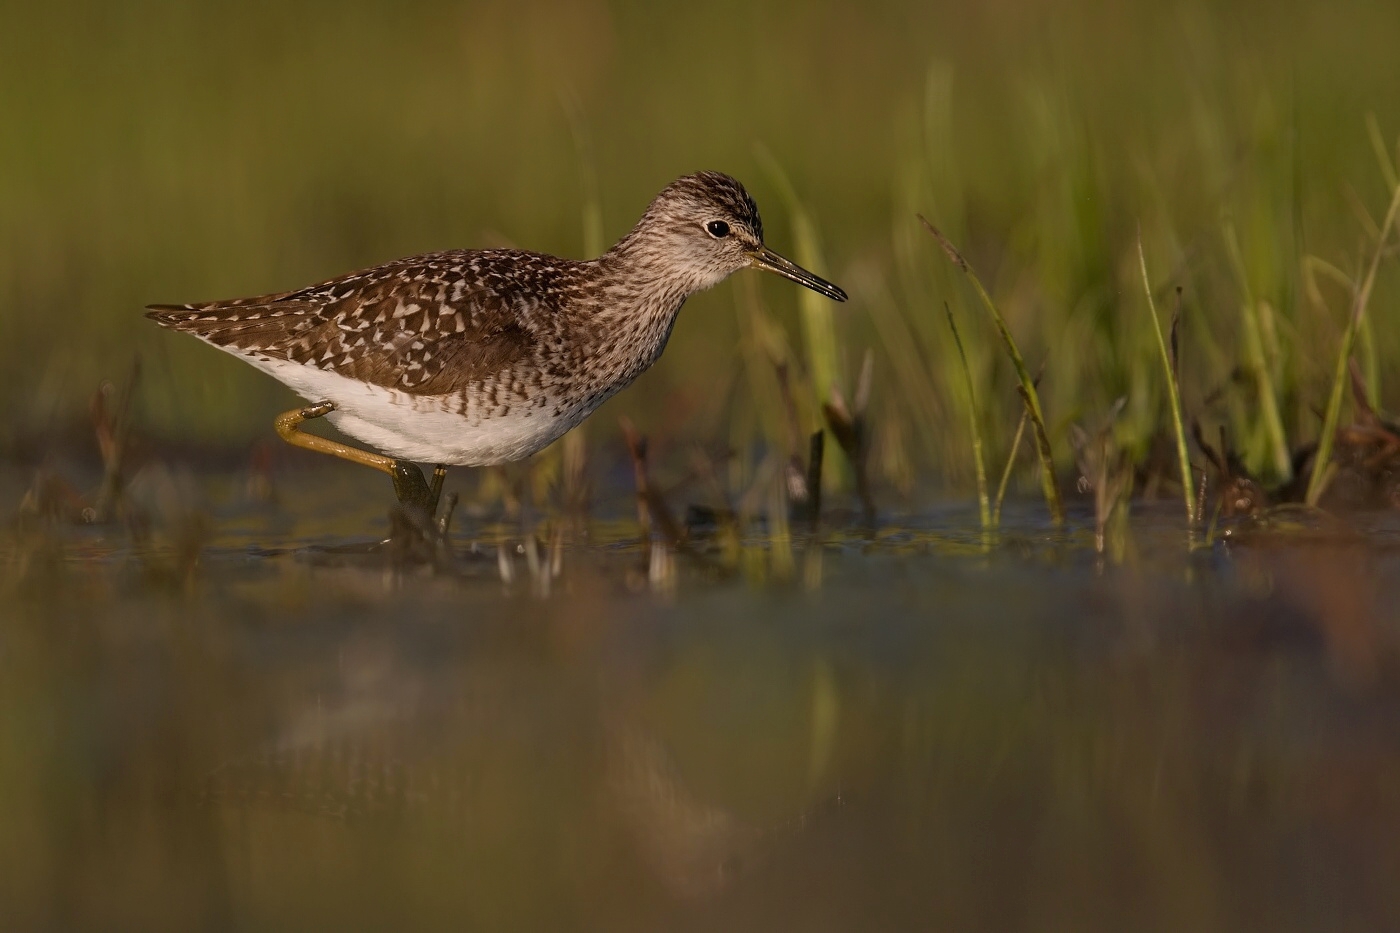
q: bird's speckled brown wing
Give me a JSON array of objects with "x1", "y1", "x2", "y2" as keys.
[{"x1": 147, "y1": 250, "x2": 573, "y2": 396}]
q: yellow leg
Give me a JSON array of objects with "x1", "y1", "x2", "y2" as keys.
[
  {"x1": 274, "y1": 401, "x2": 396, "y2": 475},
  {"x1": 273, "y1": 402, "x2": 449, "y2": 513}
]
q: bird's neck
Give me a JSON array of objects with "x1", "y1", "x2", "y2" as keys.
[
  {"x1": 590, "y1": 229, "x2": 696, "y2": 321},
  {"x1": 573, "y1": 231, "x2": 696, "y2": 377}
]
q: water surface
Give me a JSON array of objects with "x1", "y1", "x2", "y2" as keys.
[{"x1": 5, "y1": 468, "x2": 1400, "y2": 931}]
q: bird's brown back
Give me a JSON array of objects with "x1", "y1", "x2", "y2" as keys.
[{"x1": 147, "y1": 249, "x2": 593, "y2": 396}]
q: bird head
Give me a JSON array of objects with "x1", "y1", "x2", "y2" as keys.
[{"x1": 622, "y1": 171, "x2": 847, "y2": 301}]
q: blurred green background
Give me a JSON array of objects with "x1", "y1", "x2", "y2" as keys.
[{"x1": 4, "y1": 0, "x2": 1400, "y2": 490}]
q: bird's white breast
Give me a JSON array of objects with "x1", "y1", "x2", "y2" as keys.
[{"x1": 234, "y1": 353, "x2": 596, "y2": 466}]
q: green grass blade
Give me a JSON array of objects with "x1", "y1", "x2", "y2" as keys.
[
  {"x1": 1305, "y1": 178, "x2": 1400, "y2": 506},
  {"x1": 755, "y1": 148, "x2": 841, "y2": 409},
  {"x1": 1358, "y1": 314, "x2": 1380, "y2": 409},
  {"x1": 944, "y1": 302, "x2": 991, "y2": 530},
  {"x1": 1304, "y1": 255, "x2": 1376, "y2": 406},
  {"x1": 993, "y1": 409, "x2": 1029, "y2": 526},
  {"x1": 1137, "y1": 231, "x2": 1196, "y2": 525},
  {"x1": 756, "y1": 147, "x2": 846, "y2": 489},
  {"x1": 920, "y1": 216, "x2": 1064, "y2": 525},
  {"x1": 1222, "y1": 221, "x2": 1292, "y2": 482}
]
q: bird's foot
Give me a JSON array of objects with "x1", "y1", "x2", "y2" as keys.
[
  {"x1": 387, "y1": 462, "x2": 459, "y2": 565},
  {"x1": 391, "y1": 460, "x2": 442, "y2": 513}
]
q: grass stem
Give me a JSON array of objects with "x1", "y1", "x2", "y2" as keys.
[
  {"x1": 944, "y1": 302, "x2": 991, "y2": 530},
  {"x1": 756, "y1": 147, "x2": 842, "y2": 437},
  {"x1": 1137, "y1": 231, "x2": 1195, "y2": 525},
  {"x1": 1305, "y1": 178, "x2": 1400, "y2": 505},
  {"x1": 919, "y1": 216, "x2": 1064, "y2": 525},
  {"x1": 1223, "y1": 221, "x2": 1292, "y2": 482},
  {"x1": 993, "y1": 409, "x2": 1029, "y2": 527}
]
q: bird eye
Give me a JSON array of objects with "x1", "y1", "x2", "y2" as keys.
[{"x1": 705, "y1": 220, "x2": 730, "y2": 238}]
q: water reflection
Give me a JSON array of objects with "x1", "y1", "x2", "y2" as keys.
[{"x1": 5, "y1": 492, "x2": 1400, "y2": 930}]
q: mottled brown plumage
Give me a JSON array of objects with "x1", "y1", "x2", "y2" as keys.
[{"x1": 148, "y1": 172, "x2": 846, "y2": 468}]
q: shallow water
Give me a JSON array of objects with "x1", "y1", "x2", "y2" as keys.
[{"x1": 5, "y1": 466, "x2": 1400, "y2": 931}]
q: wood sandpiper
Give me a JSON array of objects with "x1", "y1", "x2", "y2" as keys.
[{"x1": 148, "y1": 172, "x2": 847, "y2": 513}]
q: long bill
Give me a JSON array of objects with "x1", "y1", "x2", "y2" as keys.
[{"x1": 748, "y1": 246, "x2": 848, "y2": 302}]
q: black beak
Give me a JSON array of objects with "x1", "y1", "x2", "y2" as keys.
[{"x1": 748, "y1": 246, "x2": 847, "y2": 302}]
